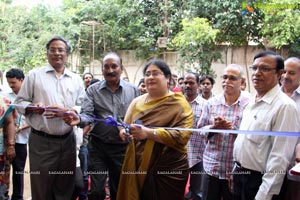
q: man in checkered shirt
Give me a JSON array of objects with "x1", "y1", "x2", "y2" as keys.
[{"x1": 197, "y1": 64, "x2": 250, "y2": 200}]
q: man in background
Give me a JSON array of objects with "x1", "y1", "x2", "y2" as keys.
[
  {"x1": 5, "y1": 68, "x2": 30, "y2": 200},
  {"x1": 199, "y1": 75, "x2": 215, "y2": 100},
  {"x1": 183, "y1": 72, "x2": 206, "y2": 200},
  {"x1": 280, "y1": 57, "x2": 300, "y2": 200}
]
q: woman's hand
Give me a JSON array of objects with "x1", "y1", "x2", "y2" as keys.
[
  {"x1": 119, "y1": 128, "x2": 130, "y2": 141},
  {"x1": 129, "y1": 124, "x2": 146, "y2": 140},
  {"x1": 6, "y1": 145, "x2": 16, "y2": 162},
  {"x1": 119, "y1": 124, "x2": 148, "y2": 141}
]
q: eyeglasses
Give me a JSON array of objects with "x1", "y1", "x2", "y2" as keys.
[
  {"x1": 144, "y1": 71, "x2": 164, "y2": 78},
  {"x1": 221, "y1": 75, "x2": 240, "y2": 81},
  {"x1": 48, "y1": 48, "x2": 66, "y2": 54},
  {"x1": 249, "y1": 65, "x2": 277, "y2": 73}
]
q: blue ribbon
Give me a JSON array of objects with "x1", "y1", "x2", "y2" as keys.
[
  {"x1": 154, "y1": 127, "x2": 300, "y2": 137},
  {"x1": 8, "y1": 104, "x2": 300, "y2": 137}
]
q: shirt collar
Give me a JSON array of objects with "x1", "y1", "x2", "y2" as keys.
[
  {"x1": 99, "y1": 79, "x2": 124, "y2": 90},
  {"x1": 189, "y1": 94, "x2": 205, "y2": 104},
  {"x1": 293, "y1": 85, "x2": 300, "y2": 96},
  {"x1": 256, "y1": 84, "x2": 281, "y2": 104},
  {"x1": 45, "y1": 64, "x2": 72, "y2": 77}
]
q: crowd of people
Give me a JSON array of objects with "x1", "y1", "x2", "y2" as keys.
[{"x1": 0, "y1": 35, "x2": 299, "y2": 200}]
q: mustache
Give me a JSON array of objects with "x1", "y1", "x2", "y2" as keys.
[
  {"x1": 106, "y1": 73, "x2": 116, "y2": 77},
  {"x1": 281, "y1": 78, "x2": 291, "y2": 83}
]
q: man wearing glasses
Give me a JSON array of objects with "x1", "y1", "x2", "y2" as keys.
[
  {"x1": 197, "y1": 64, "x2": 250, "y2": 200},
  {"x1": 15, "y1": 36, "x2": 85, "y2": 200},
  {"x1": 233, "y1": 51, "x2": 299, "y2": 200}
]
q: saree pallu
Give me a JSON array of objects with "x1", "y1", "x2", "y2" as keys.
[
  {"x1": 117, "y1": 93, "x2": 193, "y2": 200},
  {"x1": 0, "y1": 96, "x2": 14, "y2": 194}
]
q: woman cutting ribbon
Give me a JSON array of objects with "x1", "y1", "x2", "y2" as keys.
[{"x1": 117, "y1": 59, "x2": 193, "y2": 200}]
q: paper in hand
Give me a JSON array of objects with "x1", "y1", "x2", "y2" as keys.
[{"x1": 290, "y1": 162, "x2": 300, "y2": 176}]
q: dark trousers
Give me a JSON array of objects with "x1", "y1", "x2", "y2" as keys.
[
  {"x1": 87, "y1": 137, "x2": 127, "y2": 200},
  {"x1": 233, "y1": 166, "x2": 263, "y2": 200},
  {"x1": 233, "y1": 165, "x2": 285, "y2": 200},
  {"x1": 285, "y1": 178, "x2": 300, "y2": 200},
  {"x1": 187, "y1": 162, "x2": 203, "y2": 200},
  {"x1": 71, "y1": 167, "x2": 84, "y2": 200},
  {"x1": 202, "y1": 173, "x2": 231, "y2": 200},
  {"x1": 78, "y1": 146, "x2": 89, "y2": 200},
  {"x1": 29, "y1": 131, "x2": 76, "y2": 200},
  {"x1": 11, "y1": 143, "x2": 27, "y2": 200}
]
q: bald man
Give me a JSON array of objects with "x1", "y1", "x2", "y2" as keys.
[
  {"x1": 74, "y1": 52, "x2": 139, "y2": 200},
  {"x1": 281, "y1": 57, "x2": 300, "y2": 200}
]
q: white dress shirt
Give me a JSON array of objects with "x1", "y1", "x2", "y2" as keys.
[
  {"x1": 233, "y1": 84, "x2": 299, "y2": 200},
  {"x1": 15, "y1": 65, "x2": 85, "y2": 135}
]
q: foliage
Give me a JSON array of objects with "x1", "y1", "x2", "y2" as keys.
[
  {"x1": 0, "y1": 2, "x2": 79, "y2": 72},
  {"x1": 186, "y1": 0, "x2": 264, "y2": 46},
  {"x1": 1, "y1": 0, "x2": 300, "y2": 73},
  {"x1": 260, "y1": 0, "x2": 300, "y2": 49},
  {"x1": 288, "y1": 39, "x2": 300, "y2": 57},
  {"x1": 172, "y1": 18, "x2": 221, "y2": 76}
]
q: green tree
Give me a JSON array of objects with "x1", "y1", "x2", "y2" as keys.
[
  {"x1": 172, "y1": 17, "x2": 221, "y2": 76},
  {"x1": 260, "y1": 0, "x2": 300, "y2": 50},
  {"x1": 186, "y1": 0, "x2": 263, "y2": 46},
  {"x1": 0, "y1": 2, "x2": 78, "y2": 72}
]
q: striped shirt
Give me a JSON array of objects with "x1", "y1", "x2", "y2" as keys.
[
  {"x1": 187, "y1": 95, "x2": 207, "y2": 168},
  {"x1": 198, "y1": 92, "x2": 249, "y2": 180}
]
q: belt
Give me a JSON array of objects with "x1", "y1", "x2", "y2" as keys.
[
  {"x1": 32, "y1": 129, "x2": 72, "y2": 139},
  {"x1": 233, "y1": 161, "x2": 262, "y2": 175}
]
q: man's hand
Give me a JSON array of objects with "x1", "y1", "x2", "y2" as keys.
[
  {"x1": 62, "y1": 111, "x2": 80, "y2": 126},
  {"x1": 25, "y1": 103, "x2": 45, "y2": 115},
  {"x1": 44, "y1": 105, "x2": 72, "y2": 119},
  {"x1": 211, "y1": 116, "x2": 233, "y2": 130}
]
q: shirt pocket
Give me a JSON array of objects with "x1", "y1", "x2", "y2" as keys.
[
  {"x1": 245, "y1": 134, "x2": 267, "y2": 145},
  {"x1": 64, "y1": 85, "x2": 77, "y2": 107},
  {"x1": 244, "y1": 120, "x2": 270, "y2": 145}
]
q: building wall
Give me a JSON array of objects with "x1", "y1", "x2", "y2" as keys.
[{"x1": 80, "y1": 45, "x2": 288, "y2": 95}]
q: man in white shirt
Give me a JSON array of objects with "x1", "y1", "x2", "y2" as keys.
[
  {"x1": 15, "y1": 36, "x2": 85, "y2": 200},
  {"x1": 280, "y1": 57, "x2": 300, "y2": 199},
  {"x1": 233, "y1": 51, "x2": 299, "y2": 200},
  {"x1": 5, "y1": 68, "x2": 30, "y2": 200}
]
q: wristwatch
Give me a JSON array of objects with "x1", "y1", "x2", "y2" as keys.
[{"x1": 152, "y1": 129, "x2": 157, "y2": 137}]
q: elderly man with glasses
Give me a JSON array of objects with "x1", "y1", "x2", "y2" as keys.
[
  {"x1": 197, "y1": 64, "x2": 250, "y2": 200},
  {"x1": 15, "y1": 36, "x2": 85, "y2": 200}
]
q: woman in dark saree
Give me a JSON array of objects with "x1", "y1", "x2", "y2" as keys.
[{"x1": 117, "y1": 59, "x2": 193, "y2": 200}]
